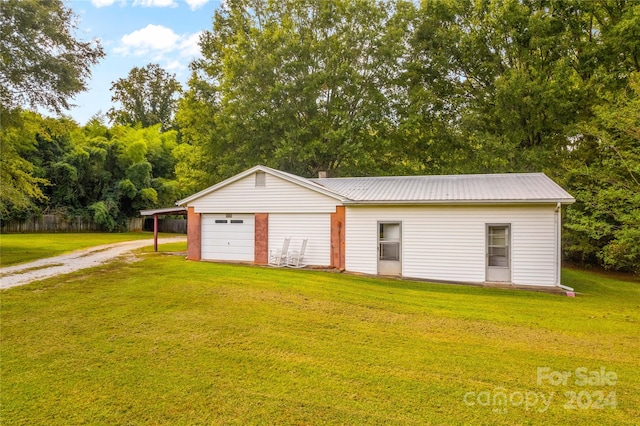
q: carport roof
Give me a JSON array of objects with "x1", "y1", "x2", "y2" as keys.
[{"x1": 140, "y1": 207, "x2": 187, "y2": 216}]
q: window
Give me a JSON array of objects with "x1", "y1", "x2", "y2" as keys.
[
  {"x1": 215, "y1": 219, "x2": 228, "y2": 224},
  {"x1": 379, "y1": 222, "x2": 401, "y2": 261},
  {"x1": 230, "y1": 220, "x2": 244, "y2": 224},
  {"x1": 255, "y1": 171, "x2": 266, "y2": 187},
  {"x1": 487, "y1": 225, "x2": 509, "y2": 267}
]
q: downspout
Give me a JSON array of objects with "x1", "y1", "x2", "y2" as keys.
[
  {"x1": 338, "y1": 221, "x2": 343, "y2": 271},
  {"x1": 555, "y1": 202, "x2": 574, "y2": 291}
]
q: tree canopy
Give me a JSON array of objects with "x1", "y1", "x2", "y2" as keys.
[
  {"x1": 0, "y1": 0, "x2": 104, "y2": 115},
  {"x1": 0, "y1": 112, "x2": 48, "y2": 217},
  {"x1": 108, "y1": 64, "x2": 182, "y2": 131},
  {"x1": 3, "y1": 112, "x2": 183, "y2": 230},
  {"x1": 0, "y1": 0, "x2": 104, "y2": 216},
  {"x1": 180, "y1": 0, "x2": 416, "y2": 179}
]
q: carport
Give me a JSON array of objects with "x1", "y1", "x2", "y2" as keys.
[{"x1": 140, "y1": 207, "x2": 187, "y2": 251}]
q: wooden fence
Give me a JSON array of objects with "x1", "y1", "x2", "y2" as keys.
[
  {"x1": 142, "y1": 218, "x2": 187, "y2": 234},
  {"x1": 1, "y1": 215, "x2": 144, "y2": 233}
]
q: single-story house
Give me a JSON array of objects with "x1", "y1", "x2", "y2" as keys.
[{"x1": 177, "y1": 165, "x2": 575, "y2": 289}]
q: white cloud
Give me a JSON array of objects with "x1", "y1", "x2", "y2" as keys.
[
  {"x1": 92, "y1": 0, "x2": 207, "y2": 9},
  {"x1": 132, "y1": 0, "x2": 177, "y2": 7},
  {"x1": 114, "y1": 24, "x2": 181, "y2": 56},
  {"x1": 91, "y1": 0, "x2": 116, "y2": 7},
  {"x1": 185, "y1": 0, "x2": 209, "y2": 10},
  {"x1": 165, "y1": 60, "x2": 184, "y2": 71},
  {"x1": 114, "y1": 25, "x2": 202, "y2": 64},
  {"x1": 179, "y1": 31, "x2": 203, "y2": 58}
]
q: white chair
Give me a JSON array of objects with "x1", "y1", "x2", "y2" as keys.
[
  {"x1": 287, "y1": 238, "x2": 307, "y2": 268},
  {"x1": 268, "y1": 237, "x2": 290, "y2": 267}
]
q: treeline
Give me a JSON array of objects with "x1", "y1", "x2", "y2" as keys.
[
  {"x1": 0, "y1": 112, "x2": 189, "y2": 231},
  {"x1": 1, "y1": 0, "x2": 638, "y2": 272}
]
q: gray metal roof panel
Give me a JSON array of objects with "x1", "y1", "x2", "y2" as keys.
[{"x1": 310, "y1": 173, "x2": 574, "y2": 203}]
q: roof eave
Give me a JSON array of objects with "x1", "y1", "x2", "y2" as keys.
[{"x1": 342, "y1": 198, "x2": 576, "y2": 206}]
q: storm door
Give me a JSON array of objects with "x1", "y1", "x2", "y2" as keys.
[
  {"x1": 378, "y1": 222, "x2": 401, "y2": 276},
  {"x1": 486, "y1": 224, "x2": 511, "y2": 282}
]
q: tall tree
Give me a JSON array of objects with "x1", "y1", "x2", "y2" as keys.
[
  {"x1": 108, "y1": 64, "x2": 182, "y2": 131},
  {"x1": 0, "y1": 0, "x2": 103, "y2": 218},
  {"x1": 0, "y1": 0, "x2": 104, "y2": 115},
  {"x1": 563, "y1": 72, "x2": 640, "y2": 273},
  {"x1": 0, "y1": 112, "x2": 48, "y2": 218},
  {"x1": 405, "y1": 0, "x2": 640, "y2": 174},
  {"x1": 179, "y1": 0, "x2": 416, "y2": 180},
  {"x1": 403, "y1": 0, "x2": 590, "y2": 173},
  {"x1": 40, "y1": 120, "x2": 179, "y2": 230}
]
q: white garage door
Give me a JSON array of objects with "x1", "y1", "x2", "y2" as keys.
[{"x1": 201, "y1": 214, "x2": 255, "y2": 261}]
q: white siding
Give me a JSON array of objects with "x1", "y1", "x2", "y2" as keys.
[
  {"x1": 201, "y1": 214, "x2": 255, "y2": 261},
  {"x1": 345, "y1": 205, "x2": 558, "y2": 286},
  {"x1": 269, "y1": 214, "x2": 331, "y2": 266},
  {"x1": 191, "y1": 173, "x2": 340, "y2": 214}
]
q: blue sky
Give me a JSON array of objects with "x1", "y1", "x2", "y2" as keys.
[{"x1": 66, "y1": 0, "x2": 223, "y2": 125}]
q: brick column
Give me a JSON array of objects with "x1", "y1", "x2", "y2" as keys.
[
  {"x1": 186, "y1": 207, "x2": 201, "y2": 261},
  {"x1": 254, "y1": 213, "x2": 269, "y2": 264},
  {"x1": 330, "y1": 206, "x2": 346, "y2": 270}
]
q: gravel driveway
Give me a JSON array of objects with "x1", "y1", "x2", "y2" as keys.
[{"x1": 0, "y1": 237, "x2": 186, "y2": 290}]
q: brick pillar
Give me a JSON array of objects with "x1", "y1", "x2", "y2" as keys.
[
  {"x1": 186, "y1": 207, "x2": 201, "y2": 261},
  {"x1": 330, "y1": 206, "x2": 346, "y2": 270},
  {"x1": 254, "y1": 213, "x2": 269, "y2": 264}
]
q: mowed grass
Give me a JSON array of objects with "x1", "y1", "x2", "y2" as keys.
[
  {"x1": 1, "y1": 253, "x2": 638, "y2": 425},
  {"x1": 0, "y1": 232, "x2": 180, "y2": 266}
]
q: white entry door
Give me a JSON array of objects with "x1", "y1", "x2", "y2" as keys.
[
  {"x1": 201, "y1": 214, "x2": 255, "y2": 262},
  {"x1": 486, "y1": 224, "x2": 511, "y2": 282},
  {"x1": 378, "y1": 222, "x2": 402, "y2": 276}
]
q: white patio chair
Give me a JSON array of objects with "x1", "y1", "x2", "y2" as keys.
[
  {"x1": 268, "y1": 237, "x2": 290, "y2": 267},
  {"x1": 287, "y1": 238, "x2": 307, "y2": 268}
]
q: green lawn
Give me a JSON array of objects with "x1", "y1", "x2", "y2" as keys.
[
  {"x1": 1, "y1": 252, "x2": 638, "y2": 425},
  {"x1": 0, "y1": 232, "x2": 180, "y2": 267}
]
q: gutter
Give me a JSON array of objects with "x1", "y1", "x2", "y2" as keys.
[{"x1": 342, "y1": 199, "x2": 576, "y2": 206}]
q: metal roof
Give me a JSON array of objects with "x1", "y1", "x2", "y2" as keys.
[
  {"x1": 310, "y1": 173, "x2": 575, "y2": 204},
  {"x1": 176, "y1": 165, "x2": 574, "y2": 206},
  {"x1": 140, "y1": 207, "x2": 187, "y2": 216}
]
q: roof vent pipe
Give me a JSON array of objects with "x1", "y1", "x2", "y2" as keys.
[{"x1": 318, "y1": 171, "x2": 327, "y2": 179}]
